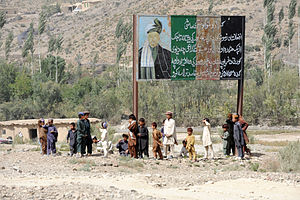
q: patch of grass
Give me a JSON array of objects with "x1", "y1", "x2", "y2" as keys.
[
  {"x1": 261, "y1": 158, "x2": 280, "y2": 172},
  {"x1": 247, "y1": 130, "x2": 300, "y2": 135},
  {"x1": 265, "y1": 147, "x2": 281, "y2": 152},
  {"x1": 30, "y1": 147, "x2": 41, "y2": 152},
  {"x1": 253, "y1": 140, "x2": 289, "y2": 146},
  {"x1": 59, "y1": 144, "x2": 69, "y2": 151},
  {"x1": 119, "y1": 157, "x2": 144, "y2": 169},
  {"x1": 250, "y1": 162, "x2": 259, "y2": 171},
  {"x1": 223, "y1": 163, "x2": 242, "y2": 171},
  {"x1": 69, "y1": 158, "x2": 96, "y2": 166},
  {"x1": 13, "y1": 136, "x2": 24, "y2": 145},
  {"x1": 279, "y1": 141, "x2": 300, "y2": 172},
  {"x1": 194, "y1": 163, "x2": 201, "y2": 167},
  {"x1": 79, "y1": 164, "x2": 92, "y2": 172},
  {"x1": 167, "y1": 164, "x2": 179, "y2": 169}
]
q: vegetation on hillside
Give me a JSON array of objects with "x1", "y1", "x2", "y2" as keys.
[{"x1": 0, "y1": 1, "x2": 298, "y2": 126}]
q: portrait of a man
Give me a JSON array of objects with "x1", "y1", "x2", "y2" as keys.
[{"x1": 138, "y1": 17, "x2": 171, "y2": 80}]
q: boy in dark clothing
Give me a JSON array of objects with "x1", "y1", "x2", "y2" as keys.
[
  {"x1": 77, "y1": 112, "x2": 87, "y2": 157},
  {"x1": 137, "y1": 118, "x2": 149, "y2": 158},
  {"x1": 232, "y1": 114, "x2": 245, "y2": 159},
  {"x1": 116, "y1": 134, "x2": 129, "y2": 156},
  {"x1": 84, "y1": 111, "x2": 93, "y2": 156},
  {"x1": 67, "y1": 122, "x2": 77, "y2": 156},
  {"x1": 226, "y1": 113, "x2": 235, "y2": 155},
  {"x1": 46, "y1": 119, "x2": 58, "y2": 156},
  {"x1": 179, "y1": 140, "x2": 188, "y2": 158}
]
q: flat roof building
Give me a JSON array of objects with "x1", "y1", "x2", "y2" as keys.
[{"x1": 0, "y1": 118, "x2": 101, "y2": 142}]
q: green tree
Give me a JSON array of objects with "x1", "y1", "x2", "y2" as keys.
[
  {"x1": 0, "y1": 62, "x2": 17, "y2": 102},
  {"x1": 41, "y1": 55, "x2": 66, "y2": 83},
  {"x1": 287, "y1": 0, "x2": 297, "y2": 53},
  {"x1": 5, "y1": 31, "x2": 14, "y2": 60},
  {"x1": 208, "y1": 0, "x2": 214, "y2": 14},
  {"x1": 0, "y1": 11, "x2": 6, "y2": 29},
  {"x1": 278, "y1": 7, "x2": 284, "y2": 24},
  {"x1": 32, "y1": 81, "x2": 63, "y2": 117},
  {"x1": 288, "y1": 0, "x2": 297, "y2": 19},
  {"x1": 10, "y1": 72, "x2": 33, "y2": 99},
  {"x1": 115, "y1": 19, "x2": 132, "y2": 63},
  {"x1": 38, "y1": 11, "x2": 47, "y2": 73},
  {"x1": 262, "y1": 0, "x2": 277, "y2": 77},
  {"x1": 55, "y1": 35, "x2": 63, "y2": 83},
  {"x1": 22, "y1": 22, "x2": 35, "y2": 74}
]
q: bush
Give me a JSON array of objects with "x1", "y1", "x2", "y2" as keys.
[
  {"x1": 250, "y1": 162, "x2": 259, "y2": 171},
  {"x1": 279, "y1": 141, "x2": 300, "y2": 172}
]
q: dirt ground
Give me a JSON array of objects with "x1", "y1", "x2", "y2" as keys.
[{"x1": 1, "y1": 140, "x2": 299, "y2": 200}]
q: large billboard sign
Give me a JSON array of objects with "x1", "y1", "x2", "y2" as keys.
[{"x1": 136, "y1": 15, "x2": 245, "y2": 81}]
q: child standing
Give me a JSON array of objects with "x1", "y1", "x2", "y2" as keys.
[
  {"x1": 202, "y1": 118, "x2": 215, "y2": 159},
  {"x1": 100, "y1": 122, "x2": 111, "y2": 157},
  {"x1": 128, "y1": 114, "x2": 138, "y2": 158},
  {"x1": 186, "y1": 128, "x2": 196, "y2": 162},
  {"x1": 38, "y1": 119, "x2": 47, "y2": 155},
  {"x1": 220, "y1": 124, "x2": 230, "y2": 156},
  {"x1": 151, "y1": 122, "x2": 163, "y2": 160},
  {"x1": 67, "y1": 122, "x2": 77, "y2": 156},
  {"x1": 46, "y1": 119, "x2": 58, "y2": 156},
  {"x1": 137, "y1": 118, "x2": 149, "y2": 158},
  {"x1": 232, "y1": 114, "x2": 245, "y2": 160},
  {"x1": 76, "y1": 112, "x2": 86, "y2": 158}
]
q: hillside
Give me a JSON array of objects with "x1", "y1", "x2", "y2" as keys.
[{"x1": 0, "y1": 0, "x2": 298, "y2": 72}]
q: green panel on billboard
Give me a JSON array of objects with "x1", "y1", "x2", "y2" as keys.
[{"x1": 171, "y1": 16, "x2": 196, "y2": 80}]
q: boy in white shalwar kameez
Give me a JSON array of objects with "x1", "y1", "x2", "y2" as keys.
[
  {"x1": 202, "y1": 118, "x2": 215, "y2": 159},
  {"x1": 95, "y1": 122, "x2": 112, "y2": 157}
]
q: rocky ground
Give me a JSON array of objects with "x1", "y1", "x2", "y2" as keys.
[{"x1": 0, "y1": 140, "x2": 300, "y2": 200}]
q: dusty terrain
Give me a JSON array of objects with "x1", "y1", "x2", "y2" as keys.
[{"x1": 1, "y1": 131, "x2": 300, "y2": 200}]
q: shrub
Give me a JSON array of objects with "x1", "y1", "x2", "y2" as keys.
[
  {"x1": 250, "y1": 162, "x2": 259, "y2": 171},
  {"x1": 279, "y1": 141, "x2": 300, "y2": 172}
]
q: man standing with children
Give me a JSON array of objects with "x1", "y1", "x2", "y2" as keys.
[{"x1": 163, "y1": 111, "x2": 176, "y2": 159}]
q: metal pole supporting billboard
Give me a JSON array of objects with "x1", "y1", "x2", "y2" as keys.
[
  {"x1": 237, "y1": 16, "x2": 245, "y2": 116},
  {"x1": 133, "y1": 15, "x2": 138, "y2": 119}
]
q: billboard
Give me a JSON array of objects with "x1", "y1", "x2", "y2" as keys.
[{"x1": 136, "y1": 15, "x2": 245, "y2": 81}]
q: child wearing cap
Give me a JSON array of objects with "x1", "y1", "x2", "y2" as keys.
[
  {"x1": 99, "y1": 122, "x2": 112, "y2": 157},
  {"x1": 67, "y1": 122, "x2": 77, "y2": 156},
  {"x1": 186, "y1": 128, "x2": 196, "y2": 162},
  {"x1": 151, "y1": 122, "x2": 163, "y2": 160},
  {"x1": 220, "y1": 124, "x2": 230, "y2": 156}
]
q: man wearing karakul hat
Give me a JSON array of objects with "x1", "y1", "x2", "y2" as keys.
[{"x1": 138, "y1": 18, "x2": 171, "y2": 80}]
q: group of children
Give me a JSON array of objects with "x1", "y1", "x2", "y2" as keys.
[
  {"x1": 38, "y1": 111, "x2": 93, "y2": 157},
  {"x1": 38, "y1": 111, "x2": 249, "y2": 162},
  {"x1": 115, "y1": 114, "x2": 216, "y2": 162},
  {"x1": 115, "y1": 113, "x2": 250, "y2": 163},
  {"x1": 179, "y1": 118, "x2": 215, "y2": 162},
  {"x1": 116, "y1": 115, "x2": 165, "y2": 160}
]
